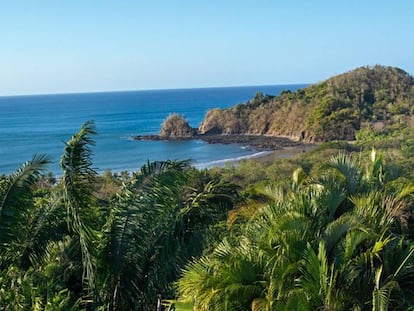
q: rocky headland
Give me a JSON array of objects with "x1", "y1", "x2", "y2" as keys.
[
  {"x1": 132, "y1": 114, "x2": 308, "y2": 151},
  {"x1": 133, "y1": 65, "x2": 414, "y2": 153}
]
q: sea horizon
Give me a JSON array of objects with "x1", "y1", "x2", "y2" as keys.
[{"x1": 0, "y1": 83, "x2": 307, "y2": 99}]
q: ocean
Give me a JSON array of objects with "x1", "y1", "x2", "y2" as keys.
[{"x1": 0, "y1": 85, "x2": 306, "y2": 175}]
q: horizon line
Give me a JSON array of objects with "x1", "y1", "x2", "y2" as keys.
[{"x1": 0, "y1": 82, "x2": 309, "y2": 99}]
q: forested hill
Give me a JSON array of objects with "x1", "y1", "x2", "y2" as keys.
[{"x1": 198, "y1": 65, "x2": 414, "y2": 142}]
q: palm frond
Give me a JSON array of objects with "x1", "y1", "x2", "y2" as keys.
[
  {"x1": 365, "y1": 149, "x2": 385, "y2": 188},
  {"x1": 323, "y1": 152, "x2": 362, "y2": 194},
  {"x1": 60, "y1": 120, "x2": 97, "y2": 198},
  {"x1": 20, "y1": 192, "x2": 64, "y2": 268},
  {"x1": 59, "y1": 121, "x2": 98, "y2": 293},
  {"x1": 98, "y1": 160, "x2": 201, "y2": 309},
  {"x1": 297, "y1": 242, "x2": 329, "y2": 307},
  {"x1": 323, "y1": 214, "x2": 362, "y2": 255},
  {"x1": 0, "y1": 154, "x2": 50, "y2": 251},
  {"x1": 372, "y1": 266, "x2": 399, "y2": 311}
]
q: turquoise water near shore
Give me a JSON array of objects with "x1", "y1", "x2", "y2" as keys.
[{"x1": 0, "y1": 85, "x2": 305, "y2": 175}]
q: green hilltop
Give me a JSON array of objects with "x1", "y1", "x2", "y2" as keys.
[{"x1": 198, "y1": 65, "x2": 414, "y2": 142}]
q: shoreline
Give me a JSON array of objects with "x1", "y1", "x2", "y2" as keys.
[
  {"x1": 247, "y1": 144, "x2": 318, "y2": 164},
  {"x1": 193, "y1": 150, "x2": 274, "y2": 169},
  {"x1": 132, "y1": 133, "x2": 317, "y2": 168},
  {"x1": 194, "y1": 144, "x2": 318, "y2": 169}
]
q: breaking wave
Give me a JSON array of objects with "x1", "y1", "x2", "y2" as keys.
[{"x1": 194, "y1": 151, "x2": 272, "y2": 169}]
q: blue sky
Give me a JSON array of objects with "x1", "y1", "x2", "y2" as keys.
[{"x1": 0, "y1": 0, "x2": 413, "y2": 95}]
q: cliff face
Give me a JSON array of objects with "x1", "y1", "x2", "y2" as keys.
[
  {"x1": 160, "y1": 114, "x2": 197, "y2": 138},
  {"x1": 198, "y1": 66, "x2": 414, "y2": 142}
]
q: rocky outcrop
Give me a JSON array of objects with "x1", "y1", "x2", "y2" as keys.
[
  {"x1": 133, "y1": 107, "x2": 311, "y2": 151},
  {"x1": 160, "y1": 114, "x2": 197, "y2": 138},
  {"x1": 199, "y1": 109, "x2": 243, "y2": 135},
  {"x1": 134, "y1": 111, "x2": 308, "y2": 151},
  {"x1": 198, "y1": 66, "x2": 414, "y2": 142}
]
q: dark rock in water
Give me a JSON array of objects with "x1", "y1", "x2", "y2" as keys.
[
  {"x1": 159, "y1": 114, "x2": 197, "y2": 138},
  {"x1": 132, "y1": 133, "x2": 308, "y2": 151},
  {"x1": 133, "y1": 134, "x2": 193, "y2": 141}
]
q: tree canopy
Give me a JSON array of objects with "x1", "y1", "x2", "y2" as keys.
[{"x1": 2, "y1": 119, "x2": 414, "y2": 310}]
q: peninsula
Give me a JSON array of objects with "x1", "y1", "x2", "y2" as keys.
[
  {"x1": 133, "y1": 65, "x2": 414, "y2": 152},
  {"x1": 132, "y1": 113, "x2": 306, "y2": 151}
]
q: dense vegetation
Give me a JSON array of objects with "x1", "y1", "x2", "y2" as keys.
[
  {"x1": 2, "y1": 66, "x2": 414, "y2": 310},
  {"x1": 199, "y1": 65, "x2": 414, "y2": 142},
  {"x1": 173, "y1": 150, "x2": 414, "y2": 310},
  {"x1": 2, "y1": 119, "x2": 414, "y2": 310},
  {"x1": 0, "y1": 122, "x2": 237, "y2": 310}
]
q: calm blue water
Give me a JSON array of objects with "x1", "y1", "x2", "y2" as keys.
[{"x1": 0, "y1": 85, "x2": 305, "y2": 175}]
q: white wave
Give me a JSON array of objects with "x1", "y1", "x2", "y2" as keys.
[{"x1": 194, "y1": 151, "x2": 272, "y2": 169}]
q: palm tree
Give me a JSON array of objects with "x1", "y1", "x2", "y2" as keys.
[
  {"x1": 1, "y1": 121, "x2": 240, "y2": 310},
  {"x1": 97, "y1": 163, "x2": 238, "y2": 310},
  {"x1": 97, "y1": 160, "x2": 192, "y2": 310},
  {"x1": 172, "y1": 151, "x2": 414, "y2": 310},
  {"x1": 0, "y1": 121, "x2": 101, "y2": 308},
  {"x1": 59, "y1": 120, "x2": 100, "y2": 302},
  {"x1": 0, "y1": 155, "x2": 53, "y2": 308},
  {"x1": 0, "y1": 154, "x2": 50, "y2": 262}
]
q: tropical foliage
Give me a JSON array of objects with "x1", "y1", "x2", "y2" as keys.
[
  {"x1": 2, "y1": 120, "x2": 414, "y2": 310},
  {"x1": 0, "y1": 121, "x2": 238, "y2": 310},
  {"x1": 172, "y1": 150, "x2": 414, "y2": 310}
]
